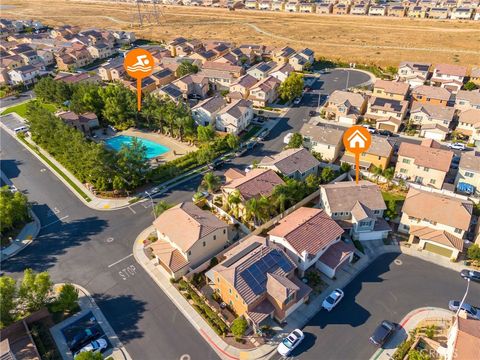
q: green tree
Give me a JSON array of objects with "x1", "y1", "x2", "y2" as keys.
[
  {"x1": 0, "y1": 186, "x2": 29, "y2": 236},
  {"x1": 467, "y1": 244, "x2": 480, "y2": 261},
  {"x1": 196, "y1": 146, "x2": 215, "y2": 164},
  {"x1": 320, "y1": 167, "x2": 336, "y2": 183},
  {"x1": 99, "y1": 84, "x2": 136, "y2": 129},
  {"x1": 278, "y1": 72, "x2": 304, "y2": 102},
  {"x1": 287, "y1": 132, "x2": 303, "y2": 149},
  {"x1": 226, "y1": 190, "x2": 242, "y2": 218},
  {"x1": 463, "y1": 81, "x2": 478, "y2": 91},
  {"x1": 407, "y1": 349, "x2": 431, "y2": 360},
  {"x1": 18, "y1": 269, "x2": 53, "y2": 312},
  {"x1": 112, "y1": 175, "x2": 126, "y2": 192},
  {"x1": 177, "y1": 61, "x2": 199, "y2": 77},
  {"x1": 153, "y1": 201, "x2": 173, "y2": 217},
  {"x1": 231, "y1": 316, "x2": 248, "y2": 338},
  {"x1": 53, "y1": 283, "x2": 79, "y2": 313},
  {"x1": 116, "y1": 137, "x2": 149, "y2": 189},
  {"x1": 0, "y1": 276, "x2": 17, "y2": 328},
  {"x1": 311, "y1": 151, "x2": 323, "y2": 162},
  {"x1": 226, "y1": 133, "x2": 240, "y2": 150},
  {"x1": 340, "y1": 162, "x2": 352, "y2": 174},
  {"x1": 384, "y1": 199, "x2": 398, "y2": 220},
  {"x1": 305, "y1": 174, "x2": 320, "y2": 192},
  {"x1": 197, "y1": 125, "x2": 216, "y2": 143},
  {"x1": 74, "y1": 352, "x2": 104, "y2": 360},
  {"x1": 70, "y1": 82, "x2": 104, "y2": 115},
  {"x1": 200, "y1": 172, "x2": 221, "y2": 193}
]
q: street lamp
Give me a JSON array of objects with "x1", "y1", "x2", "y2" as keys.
[
  {"x1": 145, "y1": 191, "x2": 156, "y2": 220},
  {"x1": 345, "y1": 69, "x2": 350, "y2": 91},
  {"x1": 456, "y1": 278, "x2": 470, "y2": 317}
]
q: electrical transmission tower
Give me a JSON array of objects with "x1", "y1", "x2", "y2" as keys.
[{"x1": 130, "y1": 0, "x2": 163, "y2": 28}]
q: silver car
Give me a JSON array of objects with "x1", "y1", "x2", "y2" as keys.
[{"x1": 448, "y1": 301, "x2": 480, "y2": 320}]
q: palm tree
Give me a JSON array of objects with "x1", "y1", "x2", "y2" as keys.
[
  {"x1": 201, "y1": 172, "x2": 221, "y2": 193},
  {"x1": 245, "y1": 198, "x2": 261, "y2": 225},
  {"x1": 274, "y1": 193, "x2": 288, "y2": 214},
  {"x1": 227, "y1": 190, "x2": 242, "y2": 218},
  {"x1": 257, "y1": 196, "x2": 272, "y2": 223}
]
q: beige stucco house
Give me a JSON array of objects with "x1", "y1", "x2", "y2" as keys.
[
  {"x1": 300, "y1": 123, "x2": 344, "y2": 162},
  {"x1": 454, "y1": 151, "x2": 480, "y2": 196}
]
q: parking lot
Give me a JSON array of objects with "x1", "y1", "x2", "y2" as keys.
[
  {"x1": 270, "y1": 253, "x2": 480, "y2": 360},
  {"x1": 61, "y1": 311, "x2": 112, "y2": 357}
]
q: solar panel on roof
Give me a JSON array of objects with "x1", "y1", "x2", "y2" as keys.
[{"x1": 223, "y1": 242, "x2": 262, "y2": 267}]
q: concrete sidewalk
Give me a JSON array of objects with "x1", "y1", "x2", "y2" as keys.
[
  {"x1": 371, "y1": 307, "x2": 453, "y2": 360},
  {"x1": 50, "y1": 284, "x2": 132, "y2": 360}
]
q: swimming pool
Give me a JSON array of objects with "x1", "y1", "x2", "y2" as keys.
[{"x1": 104, "y1": 135, "x2": 170, "y2": 159}]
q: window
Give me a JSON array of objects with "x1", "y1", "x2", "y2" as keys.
[
  {"x1": 424, "y1": 167, "x2": 429, "y2": 172},
  {"x1": 217, "y1": 277, "x2": 220, "y2": 283},
  {"x1": 454, "y1": 228, "x2": 462, "y2": 234},
  {"x1": 236, "y1": 294, "x2": 238, "y2": 299},
  {"x1": 400, "y1": 168, "x2": 407, "y2": 174},
  {"x1": 188, "y1": 251, "x2": 191, "y2": 256},
  {"x1": 285, "y1": 292, "x2": 295, "y2": 304},
  {"x1": 402, "y1": 158, "x2": 411, "y2": 164},
  {"x1": 298, "y1": 257, "x2": 301, "y2": 263},
  {"x1": 374, "y1": 210, "x2": 380, "y2": 215},
  {"x1": 213, "y1": 235, "x2": 216, "y2": 240},
  {"x1": 229, "y1": 300, "x2": 233, "y2": 306},
  {"x1": 229, "y1": 289, "x2": 232, "y2": 294},
  {"x1": 223, "y1": 229, "x2": 226, "y2": 234},
  {"x1": 429, "y1": 179, "x2": 436, "y2": 184},
  {"x1": 465, "y1": 172, "x2": 474, "y2": 178}
]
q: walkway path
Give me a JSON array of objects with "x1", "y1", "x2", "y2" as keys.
[{"x1": 50, "y1": 284, "x2": 132, "y2": 360}]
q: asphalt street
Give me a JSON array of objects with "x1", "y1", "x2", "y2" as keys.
[
  {"x1": 0, "y1": 90, "x2": 34, "y2": 109},
  {"x1": 0, "y1": 69, "x2": 411, "y2": 360},
  {"x1": 270, "y1": 253, "x2": 480, "y2": 360}
]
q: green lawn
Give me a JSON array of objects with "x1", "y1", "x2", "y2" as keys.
[
  {"x1": 382, "y1": 191, "x2": 406, "y2": 202},
  {"x1": 240, "y1": 125, "x2": 261, "y2": 141},
  {"x1": 1, "y1": 101, "x2": 56, "y2": 118}
]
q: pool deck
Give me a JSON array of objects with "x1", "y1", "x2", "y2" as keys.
[{"x1": 119, "y1": 128, "x2": 197, "y2": 162}]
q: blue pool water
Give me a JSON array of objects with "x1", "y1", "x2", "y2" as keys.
[{"x1": 104, "y1": 135, "x2": 170, "y2": 159}]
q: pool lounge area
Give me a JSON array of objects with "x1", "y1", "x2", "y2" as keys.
[{"x1": 104, "y1": 135, "x2": 170, "y2": 159}]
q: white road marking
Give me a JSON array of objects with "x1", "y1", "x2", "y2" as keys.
[
  {"x1": 41, "y1": 215, "x2": 69, "y2": 229},
  {"x1": 128, "y1": 206, "x2": 136, "y2": 214},
  {"x1": 108, "y1": 254, "x2": 133, "y2": 268}
]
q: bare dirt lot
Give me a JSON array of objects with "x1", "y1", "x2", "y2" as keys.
[{"x1": 4, "y1": 0, "x2": 480, "y2": 67}]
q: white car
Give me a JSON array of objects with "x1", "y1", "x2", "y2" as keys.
[
  {"x1": 277, "y1": 329, "x2": 304, "y2": 356},
  {"x1": 245, "y1": 165, "x2": 254, "y2": 173},
  {"x1": 448, "y1": 143, "x2": 466, "y2": 151},
  {"x1": 322, "y1": 288, "x2": 344, "y2": 311},
  {"x1": 283, "y1": 132, "x2": 294, "y2": 144},
  {"x1": 74, "y1": 338, "x2": 107, "y2": 356},
  {"x1": 293, "y1": 97, "x2": 302, "y2": 105},
  {"x1": 362, "y1": 124, "x2": 376, "y2": 134}
]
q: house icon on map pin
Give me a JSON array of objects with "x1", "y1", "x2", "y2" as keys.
[{"x1": 347, "y1": 129, "x2": 367, "y2": 149}]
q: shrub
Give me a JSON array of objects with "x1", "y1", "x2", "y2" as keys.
[
  {"x1": 209, "y1": 257, "x2": 219, "y2": 268},
  {"x1": 231, "y1": 316, "x2": 248, "y2": 338},
  {"x1": 392, "y1": 337, "x2": 415, "y2": 360},
  {"x1": 467, "y1": 244, "x2": 480, "y2": 261}
]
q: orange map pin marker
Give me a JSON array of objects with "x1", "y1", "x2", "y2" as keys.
[
  {"x1": 124, "y1": 48, "x2": 154, "y2": 111},
  {"x1": 343, "y1": 126, "x2": 372, "y2": 184}
]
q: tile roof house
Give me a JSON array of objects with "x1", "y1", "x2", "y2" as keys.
[
  {"x1": 394, "y1": 139, "x2": 453, "y2": 189},
  {"x1": 215, "y1": 98, "x2": 254, "y2": 135},
  {"x1": 411, "y1": 85, "x2": 453, "y2": 107},
  {"x1": 208, "y1": 235, "x2": 311, "y2": 328},
  {"x1": 54, "y1": 71, "x2": 101, "y2": 84},
  {"x1": 247, "y1": 61, "x2": 277, "y2": 80},
  {"x1": 446, "y1": 317, "x2": 480, "y2": 360},
  {"x1": 470, "y1": 67, "x2": 480, "y2": 86},
  {"x1": 300, "y1": 123, "x2": 345, "y2": 162},
  {"x1": 272, "y1": 46, "x2": 296, "y2": 63},
  {"x1": 154, "y1": 83, "x2": 184, "y2": 103},
  {"x1": 229, "y1": 74, "x2": 259, "y2": 99},
  {"x1": 268, "y1": 207, "x2": 353, "y2": 278},
  {"x1": 365, "y1": 97, "x2": 409, "y2": 131},
  {"x1": 323, "y1": 90, "x2": 367, "y2": 125},
  {"x1": 7, "y1": 64, "x2": 43, "y2": 86},
  {"x1": 152, "y1": 202, "x2": 229, "y2": 279},
  {"x1": 320, "y1": 181, "x2": 391, "y2": 241},
  {"x1": 198, "y1": 67, "x2": 235, "y2": 91},
  {"x1": 431, "y1": 63, "x2": 468, "y2": 93},
  {"x1": 342, "y1": 135, "x2": 393, "y2": 170},
  {"x1": 373, "y1": 80, "x2": 410, "y2": 101},
  {"x1": 269, "y1": 62, "x2": 294, "y2": 82},
  {"x1": 454, "y1": 151, "x2": 480, "y2": 196},
  {"x1": 419, "y1": 123, "x2": 450, "y2": 141},
  {"x1": 456, "y1": 109, "x2": 480, "y2": 145},
  {"x1": 202, "y1": 60, "x2": 244, "y2": 78},
  {"x1": 172, "y1": 74, "x2": 209, "y2": 99},
  {"x1": 454, "y1": 90, "x2": 480, "y2": 112},
  {"x1": 409, "y1": 101, "x2": 455, "y2": 129},
  {"x1": 248, "y1": 75, "x2": 281, "y2": 107},
  {"x1": 259, "y1": 148, "x2": 320, "y2": 180},
  {"x1": 397, "y1": 61, "x2": 431, "y2": 88},
  {"x1": 192, "y1": 95, "x2": 227, "y2": 126},
  {"x1": 56, "y1": 111, "x2": 99, "y2": 134},
  {"x1": 399, "y1": 188, "x2": 473, "y2": 260}
]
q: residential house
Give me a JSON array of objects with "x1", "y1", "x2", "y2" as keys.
[
  {"x1": 299, "y1": 2, "x2": 316, "y2": 12},
  {"x1": 409, "y1": 102, "x2": 455, "y2": 129},
  {"x1": 190, "y1": 49, "x2": 220, "y2": 64},
  {"x1": 394, "y1": 139, "x2": 453, "y2": 189},
  {"x1": 454, "y1": 90, "x2": 480, "y2": 112},
  {"x1": 151, "y1": 68, "x2": 176, "y2": 87},
  {"x1": 97, "y1": 58, "x2": 125, "y2": 81},
  {"x1": 316, "y1": 3, "x2": 333, "y2": 13},
  {"x1": 268, "y1": 62, "x2": 294, "y2": 82},
  {"x1": 151, "y1": 202, "x2": 228, "y2": 279},
  {"x1": 209, "y1": 235, "x2": 311, "y2": 329},
  {"x1": 56, "y1": 111, "x2": 99, "y2": 134},
  {"x1": 388, "y1": 5, "x2": 407, "y2": 16},
  {"x1": 431, "y1": 63, "x2": 467, "y2": 93},
  {"x1": 456, "y1": 109, "x2": 480, "y2": 145},
  {"x1": 121, "y1": 76, "x2": 157, "y2": 94},
  {"x1": 408, "y1": 6, "x2": 428, "y2": 18},
  {"x1": 86, "y1": 43, "x2": 115, "y2": 59},
  {"x1": 320, "y1": 181, "x2": 391, "y2": 241},
  {"x1": 202, "y1": 61, "x2": 244, "y2": 78},
  {"x1": 369, "y1": 5, "x2": 388, "y2": 15},
  {"x1": 259, "y1": 148, "x2": 320, "y2": 180},
  {"x1": 192, "y1": 95, "x2": 227, "y2": 126},
  {"x1": 351, "y1": 3, "x2": 370, "y2": 15},
  {"x1": 271, "y1": 46, "x2": 296, "y2": 64},
  {"x1": 199, "y1": 68, "x2": 235, "y2": 91},
  {"x1": 450, "y1": 7, "x2": 474, "y2": 19},
  {"x1": 173, "y1": 74, "x2": 209, "y2": 99},
  {"x1": 373, "y1": 80, "x2": 410, "y2": 101},
  {"x1": 54, "y1": 71, "x2": 101, "y2": 84},
  {"x1": 342, "y1": 135, "x2": 393, "y2": 170},
  {"x1": 272, "y1": 0, "x2": 286, "y2": 11},
  {"x1": 411, "y1": 85, "x2": 452, "y2": 107},
  {"x1": 397, "y1": 62, "x2": 431, "y2": 87},
  {"x1": 323, "y1": 90, "x2": 367, "y2": 125},
  {"x1": 446, "y1": 317, "x2": 480, "y2": 360},
  {"x1": 166, "y1": 37, "x2": 188, "y2": 57},
  {"x1": 215, "y1": 98, "x2": 254, "y2": 135},
  {"x1": 259, "y1": 0, "x2": 273, "y2": 10},
  {"x1": 247, "y1": 61, "x2": 277, "y2": 80},
  {"x1": 229, "y1": 74, "x2": 258, "y2": 99},
  {"x1": 288, "y1": 48, "x2": 314, "y2": 71},
  {"x1": 285, "y1": 2, "x2": 300, "y2": 12},
  {"x1": 419, "y1": 123, "x2": 450, "y2": 141},
  {"x1": 268, "y1": 207, "x2": 354, "y2": 278},
  {"x1": 37, "y1": 49, "x2": 55, "y2": 66},
  {"x1": 245, "y1": 0, "x2": 259, "y2": 9},
  {"x1": 248, "y1": 76, "x2": 281, "y2": 106},
  {"x1": 221, "y1": 168, "x2": 285, "y2": 220},
  {"x1": 454, "y1": 151, "x2": 480, "y2": 196},
  {"x1": 332, "y1": 3, "x2": 350, "y2": 14},
  {"x1": 366, "y1": 97, "x2": 409, "y2": 132},
  {"x1": 7, "y1": 64, "x2": 42, "y2": 85},
  {"x1": 428, "y1": 7, "x2": 450, "y2": 18},
  {"x1": 154, "y1": 83, "x2": 184, "y2": 103},
  {"x1": 55, "y1": 43, "x2": 93, "y2": 71},
  {"x1": 470, "y1": 67, "x2": 480, "y2": 86},
  {"x1": 300, "y1": 123, "x2": 344, "y2": 162},
  {"x1": 399, "y1": 188, "x2": 472, "y2": 260}
]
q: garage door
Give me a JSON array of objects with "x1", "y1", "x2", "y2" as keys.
[
  {"x1": 424, "y1": 242, "x2": 453, "y2": 258},
  {"x1": 378, "y1": 123, "x2": 396, "y2": 132}
]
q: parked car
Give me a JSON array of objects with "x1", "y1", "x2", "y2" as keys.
[
  {"x1": 448, "y1": 143, "x2": 466, "y2": 151},
  {"x1": 448, "y1": 301, "x2": 480, "y2": 320},
  {"x1": 245, "y1": 165, "x2": 254, "y2": 173},
  {"x1": 293, "y1": 97, "x2": 302, "y2": 105},
  {"x1": 7, "y1": 185, "x2": 18, "y2": 193},
  {"x1": 369, "y1": 320, "x2": 396, "y2": 347},
  {"x1": 284, "y1": 132, "x2": 294, "y2": 144},
  {"x1": 322, "y1": 288, "x2": 344, "y2": 312},
  {"x1": 74, "y1": 338, "x2": 108, "y2": 356},
  {"x1": 68, "y1": 327, "x2": 101, "y2": 352},
  {"x1": 460, "y1": 269, "x2": 480, "y2": 282},
  {"x1": 257, "y1": 129, "x2": 269, "y2": 141},
  {"x1": 277, "y1": 329, "x2": 304, "y2": 356},
  {"x1": 362, "y1": 124, "x2": 376, "y2": 134},
  {"x1": 378, "y1": 129, "x2": 393, "y2": 137},
  {"x1": 208, "y1": 159, "x2": 225, "y2": 170}
]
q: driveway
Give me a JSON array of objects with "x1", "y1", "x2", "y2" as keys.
[{"x1": 270, "y1": 253, "x2": 480, "y2": 360}]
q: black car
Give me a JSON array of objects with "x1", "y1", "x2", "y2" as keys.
[
  {"x1": 369, "y1": 320, "x2": 395, "y2": 347},
  {"x1": 68, "y1": 327, "x2": 101, "y2": 352},
  {"x1": 461, "y1": 269, "x2": 480, "y2": 282},
  {"x1": 309, "y1": 110, "x2": 316, "y2": 117},
  {"x1": 208, "y1": 159, "x2": 225, "y2": 170},
  {"x1": 378, "y1": 129, "x2": 393, "y2": 137}
]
